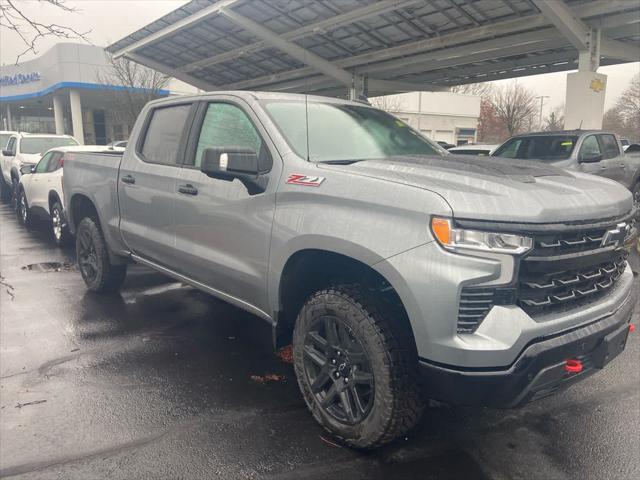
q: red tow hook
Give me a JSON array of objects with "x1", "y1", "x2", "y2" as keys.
[
  {"x1": 564, "y1": 359, "x2": 583, "y2": 374},
  {"x1": 630, "y1": 324, "x2": 636, "y2": 333}
]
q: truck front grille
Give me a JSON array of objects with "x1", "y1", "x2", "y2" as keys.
[
  {"x1": 518, "y1": 254, "x2": 627, "y2": 316},
  {"x1": 456, "y1": 218, "x2": 633, "y2": 333}
]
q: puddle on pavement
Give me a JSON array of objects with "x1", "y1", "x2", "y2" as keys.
[{"x1": 22, "y1": 262, "x2": 77, "y2": 273}]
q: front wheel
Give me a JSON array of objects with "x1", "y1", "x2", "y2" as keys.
[
  {"x1": 76, "y1": 217, "x2": 127, "y2": 293},
  {"x1": 293, "y1": 285, "x2": 423, "y2": 449},
  {"x1": 16, "y1": 189, "x2": 32, "y2": 227},
  {"x1": 632, "y1": 182, "x2": 639, "y2": 208},
  {"x1": 50, "y1": 201, "x2": 72, "y2": 247}
]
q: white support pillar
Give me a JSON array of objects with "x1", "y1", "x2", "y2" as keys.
[
  {"x1": 6, "y1": 105, "x2": 13, "y2": 131},
  {"x1": 563, "y1": 29, "x2": 606, "y2": 130},
  {"x1": 53, "y1": 95, "x2": 65, "y2": 135},
  {"x1": 69, "y1": 89, "x2": 84, "y2": 144}
]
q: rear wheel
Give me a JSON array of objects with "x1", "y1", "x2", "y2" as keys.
[
  {"x1": 16, "y1": 189, "x2": 32, "y2": 227},
  {"x1": 76, "y1": 217, "x2": 127, "y2": 292},
  {"x1": 51, "y1": 201, "x2": 72, "y2": 247},
  {"x1": 293, "y1": 285, "x2": 423, "y2": 449},
  {"x1": 0, "y1": 172, "x2": 11, "y2": 202}
]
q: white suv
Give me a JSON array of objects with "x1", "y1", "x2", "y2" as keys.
[
  {"x1": 17, "y1": 145, "x2": 122, "y2": 246},
  {"x1": 1, "y1": 133, "x2": 79, "y2": 206}
]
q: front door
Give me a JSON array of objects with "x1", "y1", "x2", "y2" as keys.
[
  {"x1": 173, "y1": 100, "x2": 279, "y2": 314},
  {"x1": 118, "y1": 102, "x2": 193, "y2": 269},
  {"x1": 577, "y1": 134, "x2": 612, "y2": 180}
]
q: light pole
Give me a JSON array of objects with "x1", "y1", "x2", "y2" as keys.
[{"x1": 536, "y1": 95, "x2": 550, "y2": 130}]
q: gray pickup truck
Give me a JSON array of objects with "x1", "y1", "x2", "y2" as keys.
[
  {"x1": 63, "y1": 92, "x2": 638, "y2": 449},
  {"x1": 492, "y1": 130, "x2": 640, "y2": 205}
]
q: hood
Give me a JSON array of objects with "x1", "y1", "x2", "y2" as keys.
[{"x1": 318, "y1": 155, "x2": 632, "y2": 223}]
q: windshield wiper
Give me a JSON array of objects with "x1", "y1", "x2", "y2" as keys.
[{"x1": 320, "y1": 159, "x2": 368, "y2": 165}]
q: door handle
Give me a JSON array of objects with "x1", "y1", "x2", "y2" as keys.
[
  {"x1": 121, "y1": 175, "x2": 136, "y2": 184},
  {"x1": 178, "y1": 184, "x2": 198, "y2": 195}
]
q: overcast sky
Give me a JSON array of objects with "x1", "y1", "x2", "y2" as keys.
[{"x1": 1, "y1": 0, "x2": 638, "y2": 118}]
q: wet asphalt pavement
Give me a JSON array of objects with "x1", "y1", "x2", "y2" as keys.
[{"x1": 0, "y1": 201, "x2": 638, "y2": 480}]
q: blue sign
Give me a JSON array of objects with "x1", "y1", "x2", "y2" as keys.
[{"x1": 0, "y1": 72, "x2": 41, "y2": 87}]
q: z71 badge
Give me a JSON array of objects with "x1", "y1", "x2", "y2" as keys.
[{"x1": 286, "y1": 174, "x2": 325, "y2": 187}]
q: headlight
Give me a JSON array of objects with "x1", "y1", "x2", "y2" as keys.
[{"x1": 431, "y1": 217, "x2": 533, "y2": 255}]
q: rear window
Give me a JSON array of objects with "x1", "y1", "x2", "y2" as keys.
[
  {"x1": 493, "y1": 135, "x2": 577, "y2": 161},
  {"x1": 598, "y1": 134, "x2": 620, "y2": 158},
  {"x1": 21, "y1": 137, "x2": 78, "y2": 155},
  {"x1": 140, "y1": 104, "x2": 191, "y2": 165}
]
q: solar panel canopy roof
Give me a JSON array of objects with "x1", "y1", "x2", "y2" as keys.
[{"x1": 107, "y1": 0, "x2": 640, "y2": 97}]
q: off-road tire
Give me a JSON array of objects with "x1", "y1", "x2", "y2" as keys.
[
  {"x1": 293, "y1": 284, "x2": 423, "y2": 449},
  {"x1": 632, "y1": 181, "x2": 639, "y2": 209},
  {"x1": 16, "y1": 189, "x2": 32, "y2": 227},
  {"x1": 50, "y1": 201, "x2": 72, "y2": 247},
  {"x1": 76, "y1": 217, "x2": 127, "y2": 293}
]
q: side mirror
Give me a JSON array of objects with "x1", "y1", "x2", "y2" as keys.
[
  {"x1": 200, "y1": 147, "x2": 266, "y2": 194},
  {"x1": 2, "y1": 149, "x2": 14, "y2": 157},
  {"x1": 20, "y1": 164, "x2": 35, "y2": 175},
  {"x1": 580, "y1": 152, "x2": 603, "y2": 163}
]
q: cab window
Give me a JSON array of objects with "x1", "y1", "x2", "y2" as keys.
[
  {"x1": 192, "y1": 102, "x2": 270, "y2": 171},
  {"x1": 35, "y1": 152, "x2": 53, "y2": 173},
  {"x1": 579, "y1": 135, "x2": 601, "y2": 161},
  {"x1": 5, "y1": 137, "x2": 16, "y2": 156},
  {"x1": 46, "y1": 152, "x2": 63, "y2": 172},
  {"x1": 598, "y1": 134, "x2": 620, "y2": 159},
  {"x1": 139, "y1": 104, "x2": 192, "y2": 165}
]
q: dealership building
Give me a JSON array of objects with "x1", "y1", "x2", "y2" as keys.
[
  {"x1": 372, "y1": 92, "x2": 481, "y2": 146},
  {"x1": 0, "y1": 43, "x2": 171, "y2": 144}
]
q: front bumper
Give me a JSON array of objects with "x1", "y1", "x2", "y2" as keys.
[{"x1": 418, "y1": 285, "x2": 636, "y2": 408}]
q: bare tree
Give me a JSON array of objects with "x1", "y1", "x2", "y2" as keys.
[
  {"x1": 543, "y1": 104, "x2": 565, "y2": 131},
  {"x1": 490, "y1": 81, "x2": 538, "y2": 136},
  {"x1": 614, "y1": 73, "x2": 640, "y2": 132},
  {"x1": 96, "y1": 54, "x2": 170, "y2": 126},
  {"x1": 369, "y1": 95, "x2": 403, "y2": 113},
  {"x1": 450, "y1": 82, "x2": 493, "y2": 99},
  {"x1": 0, "y1": 0, "x2": 90, "y2": 63}
]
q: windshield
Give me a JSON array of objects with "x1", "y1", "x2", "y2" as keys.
[
  {"x1": 261, "y1": 100, "x2": 443, "y2": 162},
  {"x1": 21, "y1": 137, "x2": 78, "y2": 155},
  {"x1": 493, "y1": 135, "x2": 577, "y2": 161},
  {"x1": 0, "y1": 134, "x2": 11, "y2": 150}
]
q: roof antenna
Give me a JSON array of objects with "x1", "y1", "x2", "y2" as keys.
[
  {"x1": 303, "y1": 48, "x2": 310, "y2": 161},
  {"x1": 578, "y1": 120, "x2": 583, "y2": 130}
]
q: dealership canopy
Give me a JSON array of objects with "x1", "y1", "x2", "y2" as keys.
[{"x1": 107, "y1": 0, "x2": 639, "y2": 99}]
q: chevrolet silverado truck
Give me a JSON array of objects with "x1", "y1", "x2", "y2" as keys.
[
  {"x1": 492, "y1": 130, "x2": 640, "y2": 205},
  {"x1": 63, "y1": 92, "x2": 638, "y2": 449}
]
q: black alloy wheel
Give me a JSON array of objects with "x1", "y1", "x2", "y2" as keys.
[
  {"x1": 77, "y1": 227, "x2": 99, "y2": 284},
  {"x1": 303, "y1": 315, "x2": 375, "y2": 425}
]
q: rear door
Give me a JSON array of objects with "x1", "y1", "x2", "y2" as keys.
[
  {"x1": 173, "y1": 99, "x2": 280, "y2": 314},
  {"x1": 597, "y1": 134, "x2": 627, "y2": 186},
  {"x1": 26, "y1": 151, "x2": 57, "y2": 210},
  {"x1": 118, "y1": 102, "x2": 195, "y2": 269}
]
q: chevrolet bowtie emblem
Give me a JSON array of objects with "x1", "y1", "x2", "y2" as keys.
[{"x1": 601, "y1": 223, "x2": 629, "y2": 248}]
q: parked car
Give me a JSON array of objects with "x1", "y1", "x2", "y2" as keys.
[
  {"x1": 0, "y1": 130, "x2": 18, "y2": 201},
  {"x1": 108, "y1": 140, "x2": 128, "y2": 149},
  {"x1": 492, "y1": 130, "x2": 640, "y2": 205},
  {"x1": 17, "y1": 145, "x2": 123, "y2": 245},
  {"x1": 436, "y1": 140, "x2": 455, "y2": 150},
  {"x1": 63, "y1": 92, "x2": 637, "y2": 449},
  {"x1": 1, "y1": 133, "x2": 79, "y2": 206},
  {"x1": 447, "y1": 144, "x2": 499, "y2": 156},
  {"x1": 620, "y1": 138, "x2": 630, "y2": 151}
]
